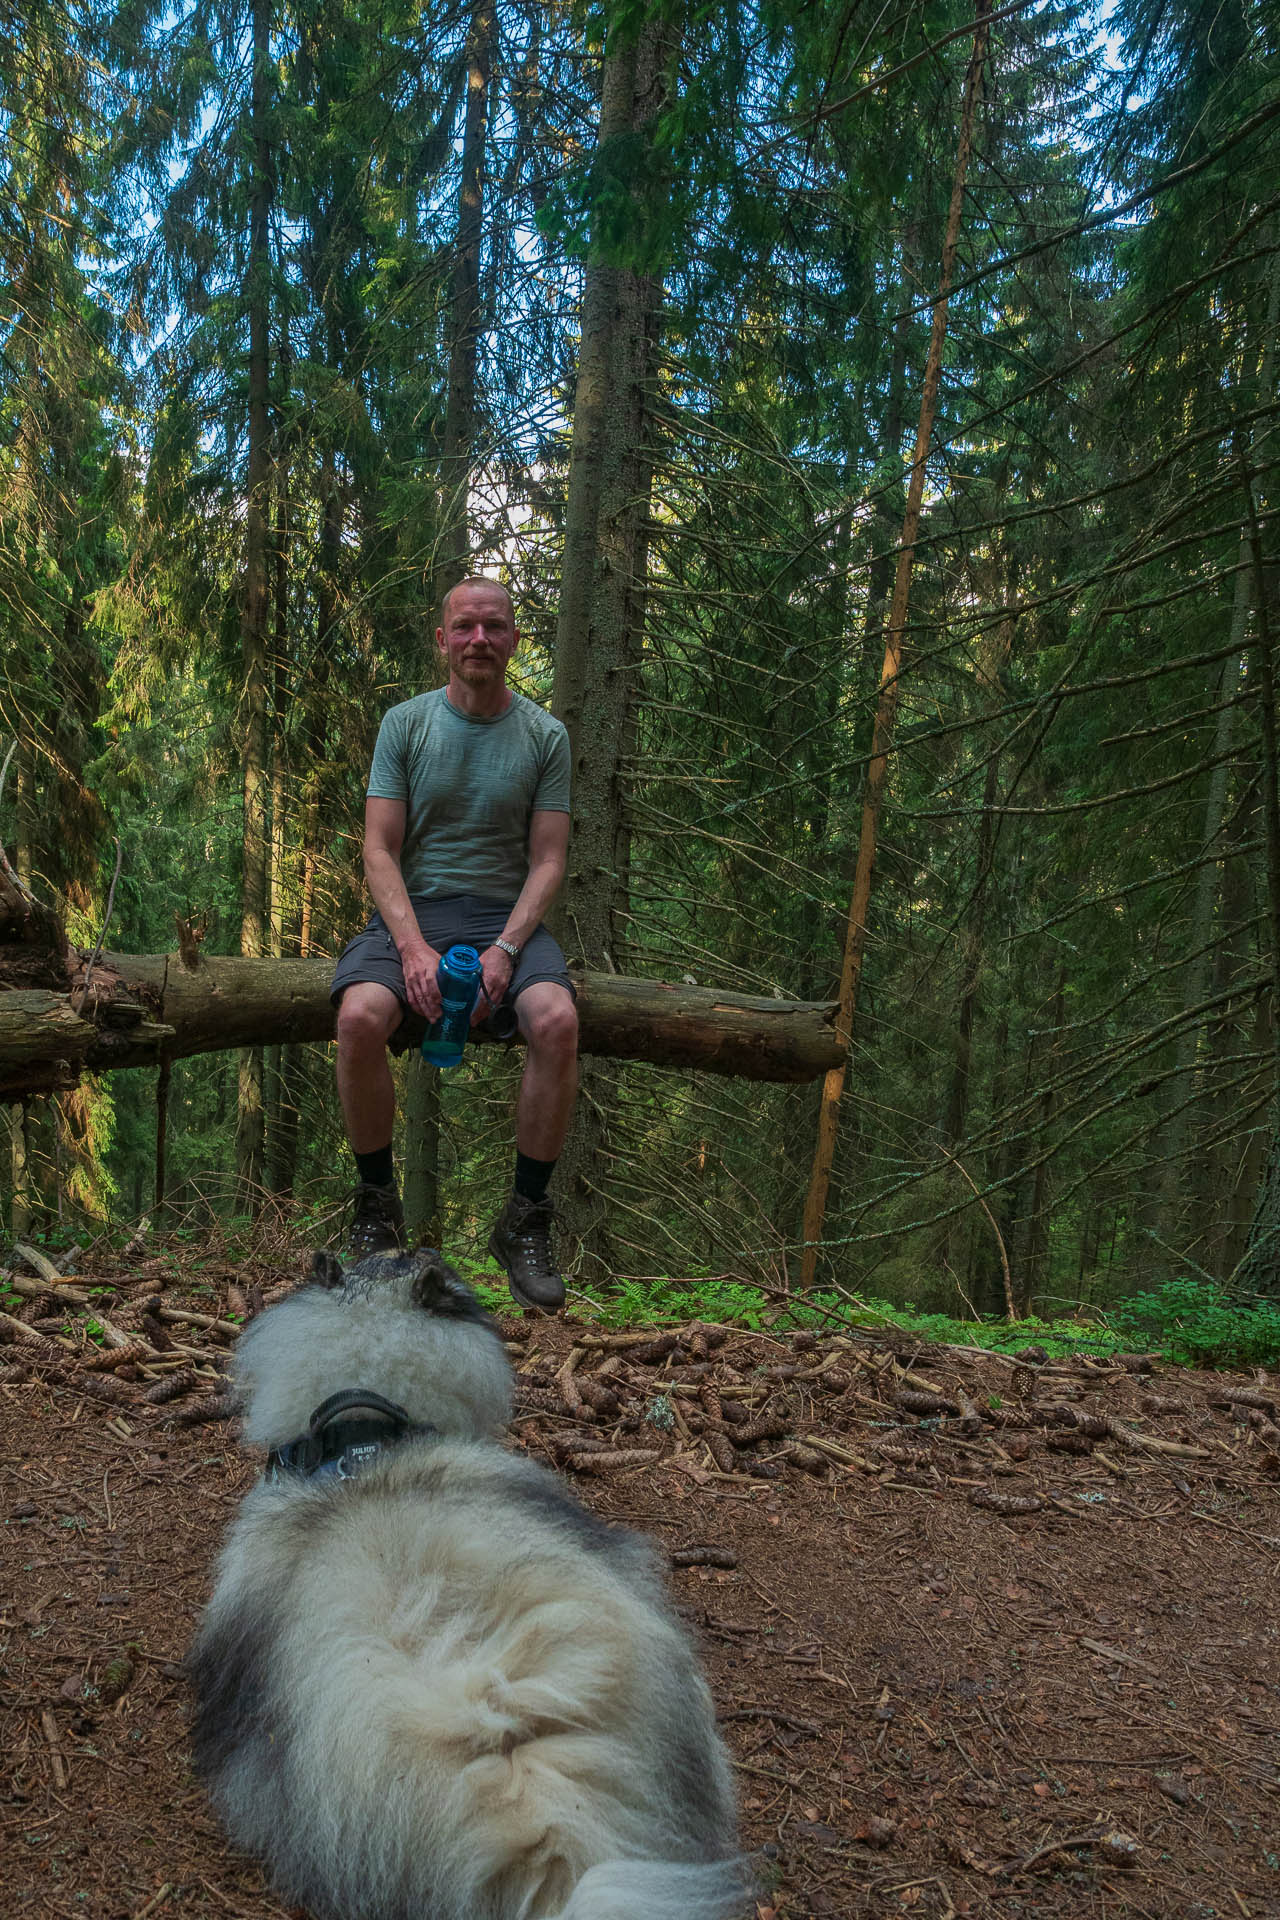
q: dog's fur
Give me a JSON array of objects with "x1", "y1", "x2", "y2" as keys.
[{"x1": 189, "y1": 1248, "x2": 745, "y2": 1920}]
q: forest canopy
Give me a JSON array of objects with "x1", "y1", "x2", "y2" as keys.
[{"x1": 2, "y1": 0, "x2": 1278, "y2": 1315}]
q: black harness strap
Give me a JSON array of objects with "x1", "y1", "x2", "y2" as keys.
[{"x1": 266, "y1": 1388, "x2": 436, "y2": 1484}]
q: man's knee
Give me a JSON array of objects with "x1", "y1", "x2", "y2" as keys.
[
  {"x1": 335, "y1": 984, "x2": 402, "y2": 1055},
  {"x1": 521, "y1": 989, "x2": 578, "y2": 1056}
]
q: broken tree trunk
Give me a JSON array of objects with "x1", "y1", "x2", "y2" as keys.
[{"x1": 0, "y1": 948, "x2": 842, "y2": 1101}]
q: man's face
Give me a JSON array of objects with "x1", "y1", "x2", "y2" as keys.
[{"x1": 436, "y1": 583, "x2": 517, "y2": 688}]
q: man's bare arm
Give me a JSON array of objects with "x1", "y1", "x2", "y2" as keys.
[
  {"x1": 502, "y1": 810, "x2": 570, "y2": 950},
  {"x1": 472, "y1": 810, "x2": 571, "y2": 1020},
  {"x1": 363, "y1": 796, "x2": 440, "y2": 1018}
]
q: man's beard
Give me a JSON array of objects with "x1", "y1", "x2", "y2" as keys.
[{"x1": 457, "y1": 654, "x2": 500, "y2": 684}]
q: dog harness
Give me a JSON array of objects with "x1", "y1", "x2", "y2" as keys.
[{"x1": 266, "y1": 1388, "x2": 436, "y2": 1484}]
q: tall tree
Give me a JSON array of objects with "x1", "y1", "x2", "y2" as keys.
[
  {"x1": 800, "y1": 0, "x2": 992, "y2": 1288},
  {"x1": 235, "y1": 0, "x2": 276, "y2": 1204},
  {"x1": 403, "y1": 0, "x2": 498, "y2": 1245},
  {"x1": 550, "y1": 7, "x2": 673, "y2": 1273}
]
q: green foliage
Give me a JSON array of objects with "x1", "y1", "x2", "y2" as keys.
[
  {"x1": 464, "y1": 1263, "x2": 1280, "y2": 1375},
  {"x1": 461, "y1": 1255, "x2": 1125, "y2": 1352},
  {"x1": 844, "y1": 1303, "x2": 1126, "y2": 1361},
  {"x1": 1107, "y1": 1281, "x2": 1280, "y2": 1370}
]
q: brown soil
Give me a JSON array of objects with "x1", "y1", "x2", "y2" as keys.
[{"x1": 3, "y1": 1247, "x2": 1279, "y2": 1920}]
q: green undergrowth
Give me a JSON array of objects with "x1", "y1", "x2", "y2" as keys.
[
  {"x1": 461, "y1": 1261, "x2": 1117, "y2": 1351},
  {"x1": 1105, "y1": 1279, "x2": 1280, "y2": 1370},
  {"x1": 462, "y1": 1262, "x2": 1280, "y2": 1372},
  {"x1": 15, "y1": 1225, "x2": 1279, "y2": 1374}
]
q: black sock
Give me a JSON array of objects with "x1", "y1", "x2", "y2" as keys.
[
  {"x1": 514, "y1": 1152, "x2": 556, "y2": 1204},
  {"x1": 355, "y1": 1144, "x2": 396, "y2": 1189}
]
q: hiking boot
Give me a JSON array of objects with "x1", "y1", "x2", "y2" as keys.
[
  {"x1": 346, "y1": 1182, "x2": 406, "y2": 1261},
  {"x1": 487, "y1": 1193, "x2": 565, "y2": 1312}
]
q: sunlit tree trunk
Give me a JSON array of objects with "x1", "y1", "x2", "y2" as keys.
[{"x1": 801, "y1": 0, "x2": 991, "y2": 1288}]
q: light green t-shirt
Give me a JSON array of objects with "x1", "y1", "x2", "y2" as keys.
[{"x1": 366, "y1": 687, "x2": 571, "y2": 901}]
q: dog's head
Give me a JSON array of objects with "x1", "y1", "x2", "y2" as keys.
[
  {"x1": 234, "y1": 1246, "x2": 512, "y2": 1454},
  {"x1": 310, "y1": 1246, "x2": 494, "y2": 1323}
]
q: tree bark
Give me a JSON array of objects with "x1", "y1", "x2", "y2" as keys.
[
  {"x1": 1234, "y1": 451, "x2": 1280, "y2": 1298},
  {"x1": 437, "y1": 0, "x2": 493, "y2": 584},
  {"x1": 800, "y1": 1, "x2": 991, "y2": 1288},
  {"x1": 7, "y1": 1101, "x2": 30, "y2": 1236},
  {"x1": 1161, "y1": 255, "x2": 1280, "y2": 1254},
  {"x1": 235, "y1": 0, "x2": 274, "y2": 1206},
  {"x1": 0, "y1": 958, "x2": 842, "y2": 1099},
  {"x1": 551, "y1": 14, "x2": 669, "y2": 1275},
  {"x1": 1018, "y1": 962, "x2": 1066, "y2": 1312},
  {"x1": 403, "y1": 0, "x2": 496, "y2": 1246}
]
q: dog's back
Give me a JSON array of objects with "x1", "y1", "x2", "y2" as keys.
[{"x1": 189, "y1": 1252, "x2": 745, "y2": 1920}]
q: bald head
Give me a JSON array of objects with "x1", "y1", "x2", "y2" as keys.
[{"x1": 439, "y1": 577, "x2": 514, "y2": 630}]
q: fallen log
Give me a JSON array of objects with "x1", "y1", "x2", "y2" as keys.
[{"x1": 0, "y1": 948, "x2": 843, "y2": 1096}]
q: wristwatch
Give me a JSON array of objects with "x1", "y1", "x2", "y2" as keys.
[{"x1": 494, "y1": 937, "x2": 521, "y2": 963}]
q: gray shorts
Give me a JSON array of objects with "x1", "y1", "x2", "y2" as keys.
[{"x1": 330, "y1": 895, "x2": 574, "y2": 1051}]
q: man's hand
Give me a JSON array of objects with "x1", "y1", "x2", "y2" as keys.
[
  {"x1": 400, "y1": 939, "x2": 443, "y2": 1021},
  {"x1": 474, "y1": 945, "x2": 515, "y2": 1025}
]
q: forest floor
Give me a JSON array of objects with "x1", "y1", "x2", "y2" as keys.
[{"x1": 2, "y1": 1243, "x2": 1279, "y2": 1920}]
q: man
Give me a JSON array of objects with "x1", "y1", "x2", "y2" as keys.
[{"x1": 330, "y1": 577, "x2": 577, "y2": 1311}]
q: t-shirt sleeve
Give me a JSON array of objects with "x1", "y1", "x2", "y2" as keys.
[
  {"x1": 366, "y1": 707, "x2": 408, "y2": 800},
  {"x1": 532, "y1": 720, "x2": 572, "y2": 813}
]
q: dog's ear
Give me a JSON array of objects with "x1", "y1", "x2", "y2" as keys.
[
  {"x1": 409, "y1": 1249, "x2": 482, "y2": 1318},
  {"x1": 311, "y1": 1250, "x2": 345, "y2": 1290},
  {"x1": 408, "y1": 1250, "x2": 452, "y2": 1311}
]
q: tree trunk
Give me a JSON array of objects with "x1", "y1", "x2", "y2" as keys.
[
  {"x1": 1159, "y1": 242, "x2": 1277, "y2": 1238},
  {"x1": 235, "y1": 0, "x2": 274, "y2": 1207},
  {"x1": 1234, "y1": 452, "x2": 1280, "y2": 1298},
  {"x1": 154, "y1": 1058, "x2": 170, "y2": 1217},
  {"x1": 976, "y1": 998, "x2": 1015, "y2": 1317},
  {"x1": 1196, "y1": 824, "x2": 1252, "y2": 1272},
  {"x1": 1160, "y1": 641, "x2": 1245, "y2": 1210},
  {"x1": 437, "y1": 0, "x2": 493, "y2": 584},
  {"x1": 1223, "y1": 986, "x2": 1272, "y2": 1276},
  {"x1": 265, "y1": 396, "x2": 294, "y2": 1196},
  {"x1": 1018, "y1": 962, "x2": 1067, "y2": 1312},
  {"x1": 7, "y1": 1101, "x2": 30, "y2": 1236},
  {"x1": 942, "y1": 555, "x2": 1016, "y2": 1158},
  {"x1": 404, "y1": 0, "x2": 496, "y2": 1247},
  {"x1": 0, "y1": 959, "x2": 842, "y2": 1098},
  {"x1": 551, "y1": 14, "x2": 669, "y2": 1277},
  {"x1": 801, "y1": 0, "x2": 991, "y2": 1288}
]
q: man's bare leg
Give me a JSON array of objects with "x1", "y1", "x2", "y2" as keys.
[
  {"x1": 489, "y1": 982, "x2": 579, "y2": 1311},
  {"x1": 335, "y1": 982, "x2": 404, "y2": 1151},
  {"x1": 514, "y1": 982, "x2": 579, "y2": 1160},
  {"x1": 335, "y1": 982, "x2": 407, "y2": 1254}
]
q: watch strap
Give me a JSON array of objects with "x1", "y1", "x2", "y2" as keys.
[{"x1": 494, "y1": 937, "x2": 521, "y2": 962}]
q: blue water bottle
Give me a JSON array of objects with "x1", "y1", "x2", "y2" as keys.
[{"x1": 420, "y1": 945, "x2": 483, "y2": 1069}]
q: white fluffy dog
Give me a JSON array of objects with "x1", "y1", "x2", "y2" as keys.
[{"x1": 189, "y1": 1248, "x2": 746, "y2": 1920}]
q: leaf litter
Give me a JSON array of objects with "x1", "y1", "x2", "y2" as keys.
[{"x1": 2, "y1": 1243, "x2": 1279, "y2": 1918}]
